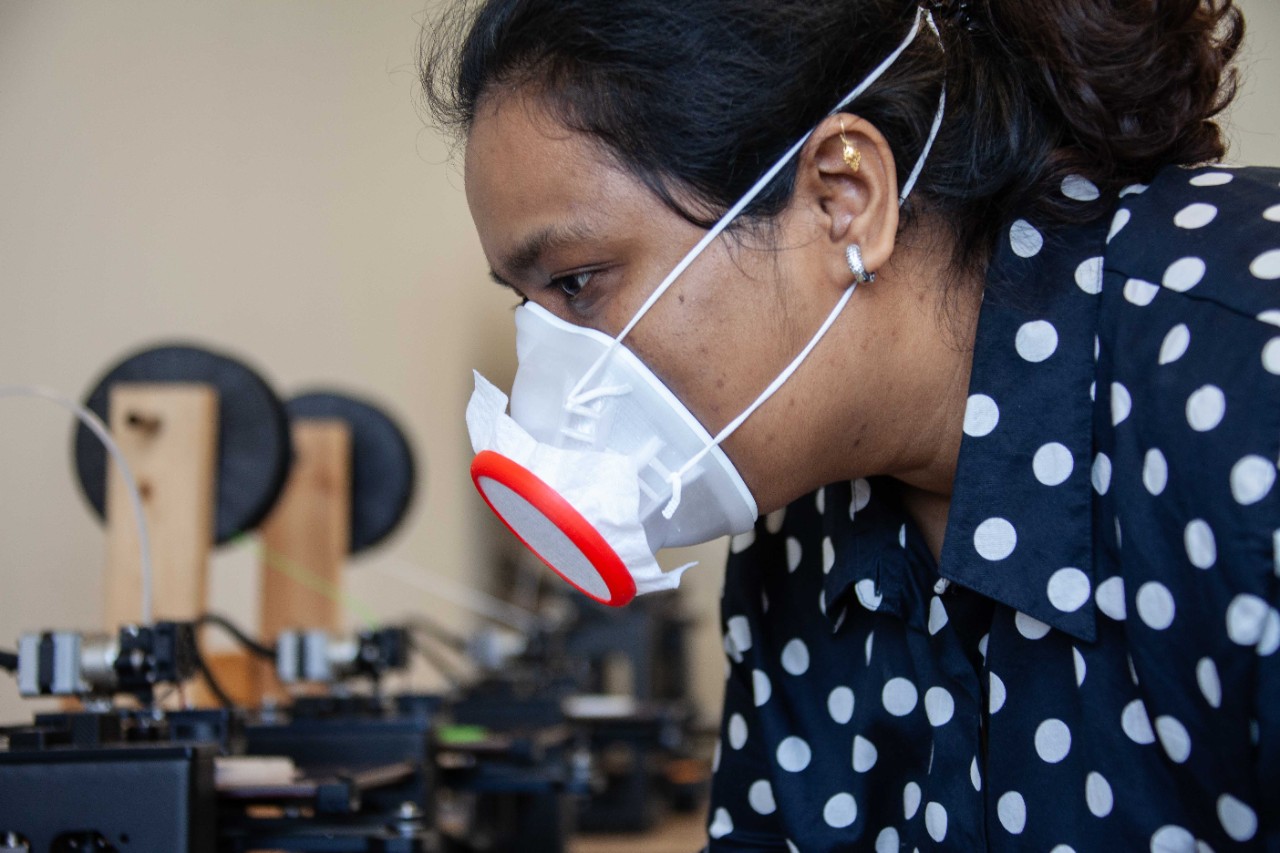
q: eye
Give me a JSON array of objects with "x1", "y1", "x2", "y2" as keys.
[{"x1": 551, "y1": 270, "x2": 593, "y2": 300}]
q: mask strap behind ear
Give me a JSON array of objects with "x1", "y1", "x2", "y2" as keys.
[{"x1": 567, "y1": 7, "x2": 936, "y2": 408}]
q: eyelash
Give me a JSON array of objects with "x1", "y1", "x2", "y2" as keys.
[{"x1": 549, "y1": 270, "x2": 593, "y2": 300}]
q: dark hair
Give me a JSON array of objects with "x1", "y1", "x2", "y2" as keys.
[{"x1": 421, "y1": 0, "x2": 1244, "y2": 278}]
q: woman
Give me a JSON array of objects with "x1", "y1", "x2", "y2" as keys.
[{"x1": 424, "y1": 0, "x2": 1279, "y2": 849}]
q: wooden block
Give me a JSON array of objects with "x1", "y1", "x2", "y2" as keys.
[
  {"x1": 104, "y1": 383, "x2": 218, "y2": 628},
  {"x1": 259, "y1": 418, "x2": 352, "y2": 636}
]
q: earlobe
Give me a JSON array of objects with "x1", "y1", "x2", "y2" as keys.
[{"x1": 797, "y1": 112, "x2": 900, "y2": 285}]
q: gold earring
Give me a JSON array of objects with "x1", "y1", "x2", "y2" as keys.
[{"x1": 839, "y1": 118, "x2": 861, "y2": 174}]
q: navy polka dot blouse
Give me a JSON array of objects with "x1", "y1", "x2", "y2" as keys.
[{"x1": 706, "y1": 165, "x2": 1280, "y2": 851}]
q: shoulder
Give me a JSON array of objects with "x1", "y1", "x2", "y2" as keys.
[{"x1": 1104, "y1": 163, "x2": 1280, "y2": 324}]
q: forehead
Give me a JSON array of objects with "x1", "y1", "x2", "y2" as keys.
[{"x1": 463, "y1": 92, "x2": 641, "y2": 254}]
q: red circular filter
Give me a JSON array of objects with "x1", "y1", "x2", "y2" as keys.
[{"x1": 470, "y1": 450, "x2": 637, "y2": 607}]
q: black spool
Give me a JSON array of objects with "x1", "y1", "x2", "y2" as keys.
[
  {"x1": 74, "y1": 343, "x2": 293, "y2": 544},
  {"x1": 285, "y1": 390, "x2": 418, "y2": 554}
]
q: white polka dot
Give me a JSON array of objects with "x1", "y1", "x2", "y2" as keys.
[
  {"x1": 1155, "y1": 716, "x2": 1191, "y2": 763},
  {"x1": 978, "y1": 633, "x2": 989, "y2": 659},
  {"x1": 1229, "y1": 594, "x2": 1270, "y2": 646},
  {"x1": 1124, "y1": 277, "x2": 1160, "y2": 306},
  {"x1": 970, "y1": 756, "x2": 982, "y2": 791},
  {"x1": 1086, "y1": 772, "x2": 1114, "y2": 818},
  {"x1": 1111, "y1": 383, "x2": 1132, "y2": 426},
  {"x1": 727, "y1": 616, "x2": 752, "y2": 654},
  {"x1": 997, "y1": 791, "x2": 1027, "y2": 835},
  {"x1": 1263, "y1": 338, "x2": 1280, "y2": 375},
  {"x1": 865, "y1": 632, "x2": 874, "y2": 665},
  {"x1": 1047, "y1": 567, "x2": 1091, "y2": 613},
  {"x1": 728, "y1": 714, "x2": 748, "y2": 750},
  {"x1": 989, "y1": 671, "x2": 1007, "y2": 714},
  {"x1": 1264, "y1": 204, "x2": 1280, "y2": 223},
  {"x1": 926, "y1": 801, "x2": 949, "y2": 842},
  {"x1": 781, "y1": 639, "x2": 810, "y2": 676},
  {"x1": 927, "y1": 595, "x2": 949, "y2": 635},
  {"x1": 882, "y1": 677, "x2": 918, "y2": 717},
  {"x1": 822, "y1": 536, "x2": 834, "y2": 574},
  {"x1": 964, "y1": 393, "x2": 1000, "y2": 437},
  {"x1": 748, "y1": 779, "x2": 776, "y2": 815},
  {"x1": 1075, "y1": 256, "x2": 1104, "y2": 294},
  {"x1": 1033, "y1": 442, "x2": 1074, "y2": 486},
  {"x1": 1016, "y1": 320, "x2": 1059, "y2": 362},
  {"x1": 1120, "y1": 183, "x2": 1148, "y2": 196},
  {"x1": 1259, "y1": 608, "x2": 1280, "y2": 657},
  {"x1": 708, "y1": 808, "x2": 733, "y2": 839},
  {"x1": 923, "y1": 686, "x2": 954, "y2": 727},
  {"x1": 1218, "y1": 794, "x2": 1258, "y2": 842},
  {"x1": 753, "y1": 669, "x2": 772, "y2": 706},
  {"x1": 850, "y1": 478, "x2": 871, "y2": 516},
  {"x1": 824, "y1": 793, "x2": 857, "y2": 829},
  {"x1": 1163, "y1": 257, "x2": 1206, "y2": 292},
  {"x1": 1184, "y1": 519, "x2": 1217, "y2": 569},
  {"x1": 1136, "y1": 581, "x2": 1176, "y2": 630},
  {"x1": 1231, "y1": 455, "x2": 1276, "y2": 505},
  {"x1": 855, "y1": 578, "x2": 882, "y2": 612},
  {"x1": 1108, "y1": 208, "x2": 1132, "y2": 243},
  {"x1": 776, "y1": 736, "x2": 811, "y2": 772},
  {"x1": 1174, "y1": 202, "x2": 1218, "y2": 229},
  {"x1": 1035, "y1": 718, "x2": 1072, "y2": 763},
  {"x1": 1186, "y1": 385, "x2": 1226, "y2": 432},
  {"x1": 1062, "y1": 174, "x2": 1100, "y2": 201},
  {"x1": 1073, "y1": 646, "x2": 1087, "y2": 686},
  {"x1": 898, "y1": 524, "x2": 907, "y2": 548},
  {"x1": 875, "y1": 827, "x2": 900, "y2": 853},
  {"x1": 730, "y1": 529, "x2": 756, "y2": 553},
  {"x1": 1010, "y1": 219, "x2": 1043, "y2": 257},
  {"x1": 1015, "y1": 611, "x2": 1051, "y2": 640},
  {"x1": 827, "y1": 686, "x2": 854, "y2": 724},
  {"x1": 853, "y1": 735, "x2": 878, "y2": 772},
  {"x1": 903, "y1": 782, "x2": 921, "y2": 820},
  {"x1": 815, "y1": 487, "x2": 825, "y2": 514},
  {"x1": 786, "y1": 842, "x2": 799, "y2": 853},
  {"x1": 1196, "y1": 658, "x2": 1222, "y2": 708},
  {"x1": 785, "y1": 537, "x2": 802, "y2": 572},
  {"x1": 1159, "y1": 324, "x2": 1191, "y2": 365},
  {"x1": 1091, "y1": 453, "x2": 1112, "y2": 495},
  {"x1": 1150, "y1": 825, "x2": 1195, "y2": 853},
  {"x1": 1122, "y1": 698, "x2": 1156, "y2": 744},
  {"x1": 1190, "y1": 171, "x2": 1233, "y2": 187},
  {"x1": 974, "y1": 517, "x2": 1017, "y2": 561},
  {"x1": 1096, "y1": 576, "x2": 1127, "y2": 621},
  {"x1": 1261, "y1": 309, "x2": 1280, "y2": 328},
  {"x1": 765, "y1": 508, "x2": 786, "y2": 534},
  {"x1": 1250, "y1": 249, "x2": 1280, "y2": 280},
  {"x1": 1143, "y1": 448, "x2": 1169, "y2": 495}
]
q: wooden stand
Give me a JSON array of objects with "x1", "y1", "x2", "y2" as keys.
[
  {"x1": 253, "y1": 419, "x2": 353, "y2": 699},
  {"x1": 103, "y1": 383, "x2": 219, "y2": 627}
]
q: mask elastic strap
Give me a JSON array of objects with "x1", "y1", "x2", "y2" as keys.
[
  {"x1": 661, "y1": 280, "x2": 858, "y2": 519},
  {"x1": 566, "y1": 7, "x2": 933, "y2": 408}
]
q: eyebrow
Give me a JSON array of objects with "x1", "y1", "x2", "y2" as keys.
[{"x1": 489, "y1": 221, "x2": 599, "y2": 288}]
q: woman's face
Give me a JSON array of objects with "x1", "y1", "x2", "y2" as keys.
[{"x1": 464, "y1": 91, "x2": 857, "y2": 514}]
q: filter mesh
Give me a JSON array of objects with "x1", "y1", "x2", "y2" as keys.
[{"x1": 477, "y1": 476, "x2": 612, "y2": 601}]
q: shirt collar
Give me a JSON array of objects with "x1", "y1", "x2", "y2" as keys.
[
  {"x1": 821, "y1": 214, "x2": 1108, "y2": 643},
  {"x1": 936, "y1": 215, "x2": 1108, "y2": 643}
]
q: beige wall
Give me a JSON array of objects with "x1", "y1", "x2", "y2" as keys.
[{"x1": 0, "y1": 1, "x2": 1276, "y2": 726}]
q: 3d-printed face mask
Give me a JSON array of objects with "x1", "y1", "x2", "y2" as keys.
[{"x1": 467, "y1": 7, "x2": 945, "y2": 606}]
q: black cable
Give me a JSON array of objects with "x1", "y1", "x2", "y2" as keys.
[
  {"x1": 191, "y1": 645, "x2": 235, "y2": 709},
  {"x1": 0, "y1": 649, "x2": 18, "y2": 673},
  {"x1": 196, "y1": 612, "x2": 276, "y2": 660}
]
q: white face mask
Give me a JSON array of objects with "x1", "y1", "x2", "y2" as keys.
[{"x1": 467, "y1": 7, "x2": 944, "y2": 606}]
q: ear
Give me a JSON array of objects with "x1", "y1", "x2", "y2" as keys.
[{"x1": 791, "y1": 112, "x2": 900, "y2": 286}]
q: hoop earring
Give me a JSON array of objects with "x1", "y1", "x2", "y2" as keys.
[
  {"x1": 846, "y1": 244, "x2": 876, "y2": 284},
  {"x1": 839, "y1": 118, "x2": 861, "y2": 174}
]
